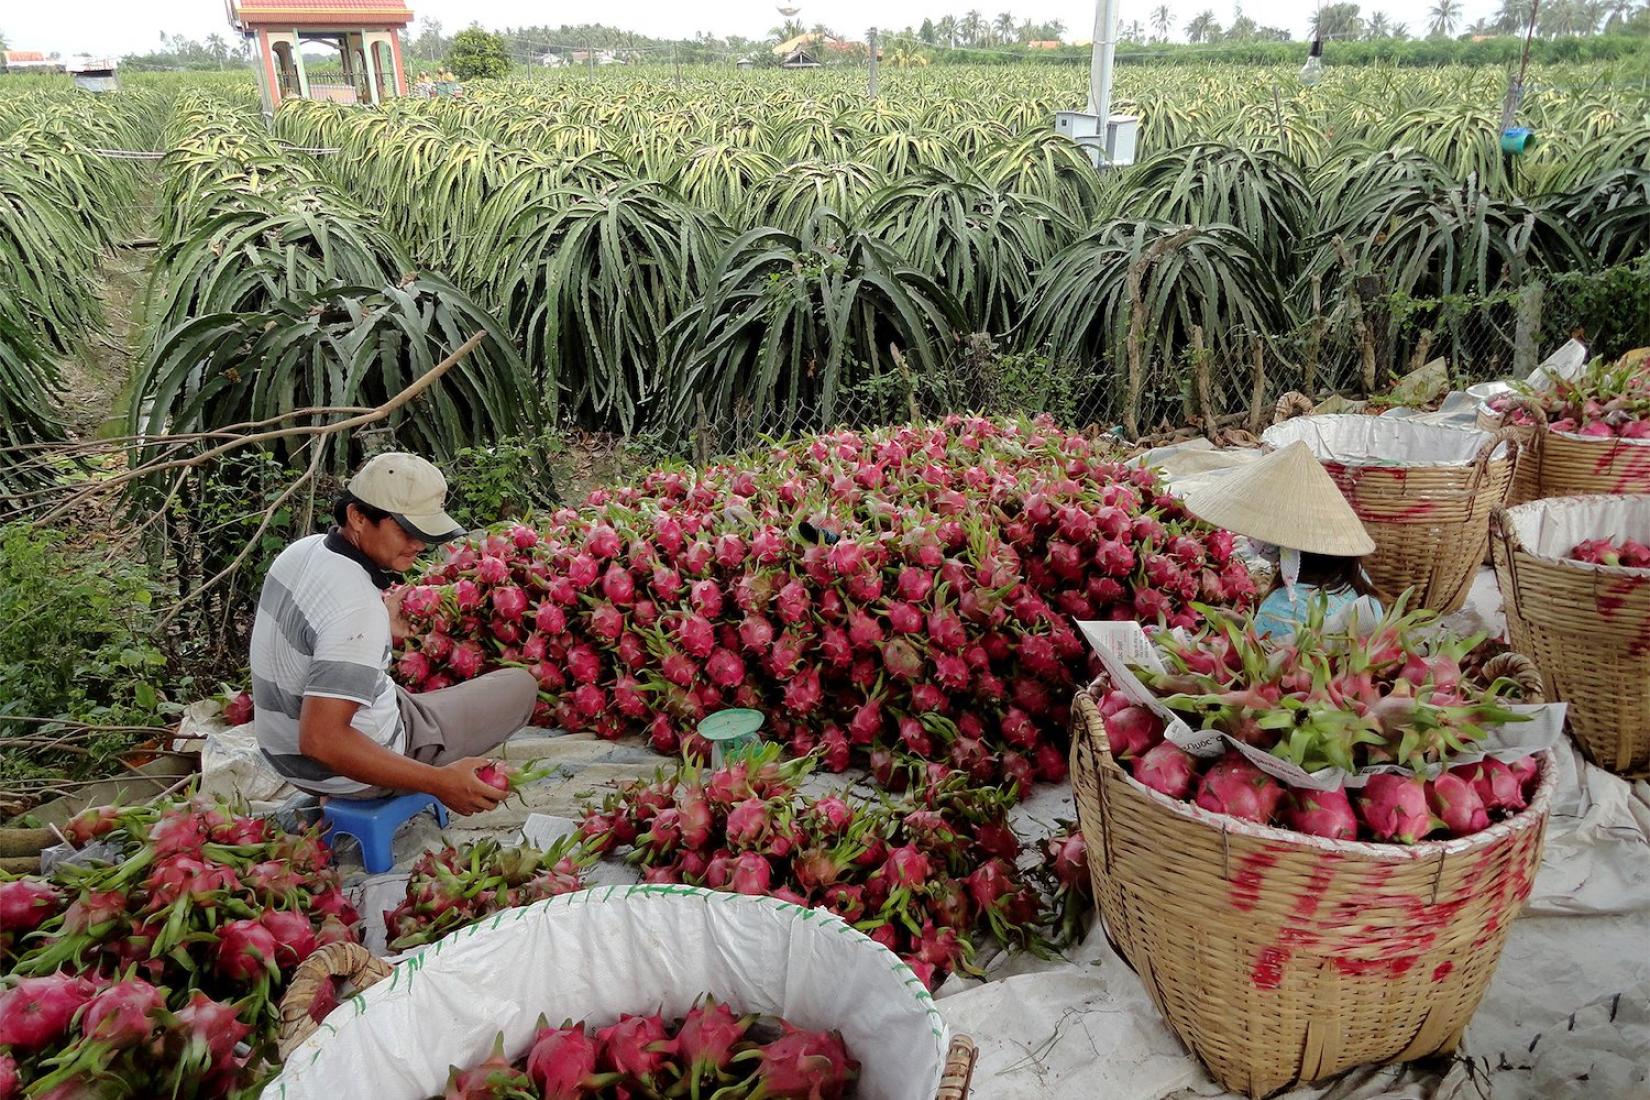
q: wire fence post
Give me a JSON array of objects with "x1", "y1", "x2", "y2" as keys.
[
  {"x1": 1513, "y1": 280, "x2": 1544, "y2": 379},
  {"x1": 1190, "y1": 325, "x2": 1216, "y2": 438},
  {"x1": 867, "y1": 29, "x2": 879, "y2": 99},
  {"x1": 1248, "y1": 338, "x2": 1268, "y2": 436},
  {"x1": 1306, "y1": 272, "x2": 1323, "y2": 399}
]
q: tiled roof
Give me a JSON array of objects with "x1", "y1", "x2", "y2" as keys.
[{"x1": 232, "y1": 1, "x2": 414, "y2": 26}]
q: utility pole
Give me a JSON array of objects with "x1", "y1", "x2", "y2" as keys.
[
  {"x1": 867, "y1": 28, "x2": 879, "y2": 99},
  {"x1": 1086, "y1": 0, "x2": 1120, "y2": 122}
]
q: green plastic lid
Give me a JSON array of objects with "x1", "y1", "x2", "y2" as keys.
[{"x1": 698, "y1": 708, "x2": 765, "y2": 742}]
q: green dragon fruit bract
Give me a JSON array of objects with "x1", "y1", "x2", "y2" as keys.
[{"x1": 394, "y1": 417, "x2": 1253, "y2": 794}]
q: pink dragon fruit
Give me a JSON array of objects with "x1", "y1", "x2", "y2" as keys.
[
  {"x1": 1193, "y1": 753, "x2": 1284, "y2": 824},
  {"x1": 0, "y1": 975, "x2": 95, "y2": 1052},
  {"x1": 0, "y1": 878, "x2": 59, "y2": 934},
  {"x1": 80, "y1": 976, "x2": 164, "y2": 1049},
  {"x1": 214, "y1": 918, "x2": 280, "y2": 982},
  {"x1": 525, "y1": 1022, "x2": 605, "y2": 1100},
  {"x1": 596, "y1": 1014, "x2": 679, "y2": 1081},
  {"x1": 1281, "y1": 786, "x2": 1358, "y2": 840},
  {"x1": 1129, "y1": 741, "x2": 1198, "y2": 798},
  {"x1": 1450, "y1": 758, "x2": 1527, "y2": 813},
  {"x1": 1355, "y1": 773, "x2": 1432, "y2": 843},
  {"x1": 1427, "y1": 772, "x2": 1490, "y2": 837}
]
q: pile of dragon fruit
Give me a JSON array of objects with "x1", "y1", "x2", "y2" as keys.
[
  {"x1": 395, "y1": 417, "x2": 1255, "y2": 790},
  {"x1": 1097, "y1": 600, "x2": 1543, "y2": 843},
  {"x1": 1488, "y1": 353, "x2": 1650, "y2": 437},
  {"x1": 578, "y1": 745, "x2": 1057, "y2": 991},
  {"x1": 0, "y1": 796, "x2": 361, "y2": 1097},
  {"x1": 433, "y1": 1001, "x2": 856, "y2": 1100},
  {"x1": 1568, "y1": 537, "x2": 1650, "y2": 569},
  {"x1": 384, "y1": 832, "x2": 593, "y2": 951}
]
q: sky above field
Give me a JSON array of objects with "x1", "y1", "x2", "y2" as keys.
[{"x1": 10, "y1": 0, "x2": 1499, "y2": 61}]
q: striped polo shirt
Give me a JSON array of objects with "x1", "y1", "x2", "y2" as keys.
[{"x1": 250, "y1": 531, "x2": 405, "y2": 795}]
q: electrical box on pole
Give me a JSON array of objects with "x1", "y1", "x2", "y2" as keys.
[{"x1": 1054, "y1": 0, "x2": 1139, "y2": 168}]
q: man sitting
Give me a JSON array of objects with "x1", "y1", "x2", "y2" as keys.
[{"x1": 251, "y1": 452, "x2": 536, "y2": 816}]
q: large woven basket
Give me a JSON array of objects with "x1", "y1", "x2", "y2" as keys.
[
  {"x1": 1492, "y1": 494, "x2": 1650, "y2": 776},
  {"x1": 1071, "y1": 693, "x2": 1553, "y2": 1099},
  {"x1": 1477, "y1": 399, "x2": 1650, "y2": 505},
  {"x1": 1262, "y1": 415, "x2": 1517, "y2": 613}
]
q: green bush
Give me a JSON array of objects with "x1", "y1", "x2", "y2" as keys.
[{"x1": 0, "y1": 524, "x2": 171, "y2": 794}]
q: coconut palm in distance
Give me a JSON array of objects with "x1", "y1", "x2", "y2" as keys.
[{"x1": 1429, "y1": 0, "x2": 1461, "y2": 36}]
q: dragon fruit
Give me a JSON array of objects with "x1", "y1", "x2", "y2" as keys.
[
  {"x1": 1450, "y1": 758, "x2": 1528, "y2": 814},
  {"x1": 1129, "y1": 741, "x2": 1198, "y2": 798},
  {"x1": 80, "y1": 976, "x2": 164, "y2": 1049},
  {"x1": 1355, "y1": 773, "x2": 1431, "y2": 844},
  {"x1": 444, "y1": 1035, "x2": 533, "y2": 1099},
  {"x1": 214, "y1": 918, "x2": 279, "y2": 982},
  {"x1": 1194, "y1": 753, "x2": 1284, "y2": 824},
  {"x1": 0, "y1": 878, "x2": 59, "y2": 934},
  {"x1": 1281, "y1": 786, "x2": 1359, "y2": 840},
  {"x1": 1427, "y1": 772, "x2": 1490, "y2": 837},
  {"x1": 525, "y1": 1022, "x2": 605, "y2": 1100},
  {"x1": 596, "y1": 1014, "x2": 679, "y2": 1081}
]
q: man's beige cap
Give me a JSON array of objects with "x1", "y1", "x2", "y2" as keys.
[
  {"x1": 348, "y1": 453, "x2": 464, "y2": 542},
  {"x1": 1181, "y1": 441, "x2": 1376, "y2": 557}
]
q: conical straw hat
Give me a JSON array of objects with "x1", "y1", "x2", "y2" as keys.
[{"x1": 1181, "y1": 441, "x2": 1376, "y2": 557}]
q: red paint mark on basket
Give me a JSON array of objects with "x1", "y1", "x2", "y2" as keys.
[
  {"x1": 1333, "y1": 957, "x2": 1384, "y2": 978},
  {"x1": 1251, "y1": 946, "x2": 1289, "y2": 990},
  {"x1": 1470, "y1": 913, "x2": 1502, "y2": 951},
  {"x1": 1388, "y1": 955, "x2": 1418, "y2": 979},
  {"x1": 1228, "y1": 850, "x2": 1281, "y2": 913},
  {"x1": 1392, "y1": 501, "x2": 1437, "y2": 522},
  {"x1": 1290, "y1": 854, "x2": 1342, "y2": 920},
  {"x1": 1432, "y1": 961, "x2": 1454, "y2": 983}
]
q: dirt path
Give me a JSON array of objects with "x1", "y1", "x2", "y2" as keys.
[{"x1": 57, "y1": 243, "x2": 153, "y2": 438}]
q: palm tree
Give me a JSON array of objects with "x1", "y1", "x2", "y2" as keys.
[
  {"x1": 1367, "y1": 11, "x2": 1392, "y2": 36},
  {"x1": 1313, "y1": 2, "x2": 1365, "y2": 39},
  {"x1": 961, "y1": 10, "x2": 985, "y2": 46},
  {"x1": 1046, "y1": 18, "x2": 1066, "y2": 37},
  {"x1": 1429, "y1": 0, "x2": 1461, "y2": 36},
  {"x1": 1495, "y1": 0, "x2": 1528, "y2": 33},
  {"x1": 995, "y1": 12, "x2": 1018, "y2": 42},
  {"x1": 937, "y1": 15, "x2": 959, "y2": 45},
  {"x1": 1151, "y1": 4, "x2": 1173, "y2": 39},
  {"x1": 1185, "y1": 10, "x2": 1223, "y2": 41}
]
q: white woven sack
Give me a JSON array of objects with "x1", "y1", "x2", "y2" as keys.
[
  {"x1": 268, "y1": 885, "x2": 949, "y2": 1100},
  {"x1": 1263, "y1": 414, "x2": 1508, "y2": 468}
]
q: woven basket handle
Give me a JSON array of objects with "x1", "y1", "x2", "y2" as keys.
[
  {"x1": 935, "y1": 1034, "x2": 979, "y2": 1100},
  {"x1": 1471, "y1": 427, "x2": 1522, "y2": 493},
  {"x1": 1479, "y1": 652, "x2": 1545, "y2": 702},
  {"x1": 1272, "y1": 391, "x2": 1314, "y2": 424},
  {"x1": 1497, "y1": 393, "x2": 1549, "y2": 431},
  {"x1": 277, "y1": 941, "x2": 393, "y2": 1059},
  {"x1": 1489, "y1": 505, "x2": 1522, "y2": 555}
]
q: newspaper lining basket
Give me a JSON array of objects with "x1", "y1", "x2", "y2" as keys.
[
  {"x1": 1262, "y1": 415, "x2": 1518, "y2": 613},
  {"x1": 1492, "y1": 494, "x2": 1650, "y2": 776},
  {"x1": 1477, "y1": 399, "x2": 1650, "y2": 505},
  {"x1": 1070, "y1": 692, "x2": 1553, "y2": 1098}
]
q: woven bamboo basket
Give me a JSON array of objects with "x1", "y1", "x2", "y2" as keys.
[
  {"x1": 1477, "y1": 399, "x2": 1650, "y2": 504},
  {"x1": 277, "y1": 944, "x2": 980, "y2": 1098},
  {"x1": 1491, "y1": 494, "x2": 1650, "y2": 776},
  {"x1": 1070, "y1": 692, "x2": 1553, "y2": 1099},
  {"x1": 1262, "y1": 415, "x2": 1518, "y2": 614}
]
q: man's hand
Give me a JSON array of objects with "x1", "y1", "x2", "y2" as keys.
[
  {"x1": 431, "y1": 757, "x2": 508, "y2": 816},
  {"x1": 383, "y1": 587, "x2": 412, "y2": 645}
]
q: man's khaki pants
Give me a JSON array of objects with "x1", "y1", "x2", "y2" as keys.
[{"x1": 338, "y1": 667, "x2": 538, "y2": 799}]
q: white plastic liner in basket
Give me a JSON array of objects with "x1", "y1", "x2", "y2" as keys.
[
  {"x1": 1503, "y1": 494, "x2": 1650, "y2": 568},
  {"x1": 269, "y1": 886, "x2": 949, "y2": 1100},
  {"x1": 1262, "y1": 414, "x2": 1509, "y2": 467}
]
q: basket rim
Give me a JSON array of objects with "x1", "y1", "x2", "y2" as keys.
[
  {"x1": 1480, "y1": 405, "x2": 1650, "y2": 449},
  {"x1": 1075, "y1": 693, "x2": 1557, "y2": 862},
  {"x1": 1261, "y1": 414, "x2": 1512, "y2": 469},
  {"x1": 1497, "y1": 493, "x2": 1650, "y2": 574}
]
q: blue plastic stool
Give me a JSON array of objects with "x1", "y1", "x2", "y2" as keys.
[{"x1": 320, "y1": 793, "x2": 448, "y2": 873}]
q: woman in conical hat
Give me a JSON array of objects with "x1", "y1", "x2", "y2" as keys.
[{"x1": 1181, "y1": 441, "x2": 1383, "y2": 638}]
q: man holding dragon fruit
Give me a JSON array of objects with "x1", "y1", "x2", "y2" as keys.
[{"x1": 250, "y1": 453, "x2": 537, "y2": 815}]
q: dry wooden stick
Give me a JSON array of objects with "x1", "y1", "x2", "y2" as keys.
[{"x1": 36, "y1": 332, "x2": 486, "y2": 526}]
